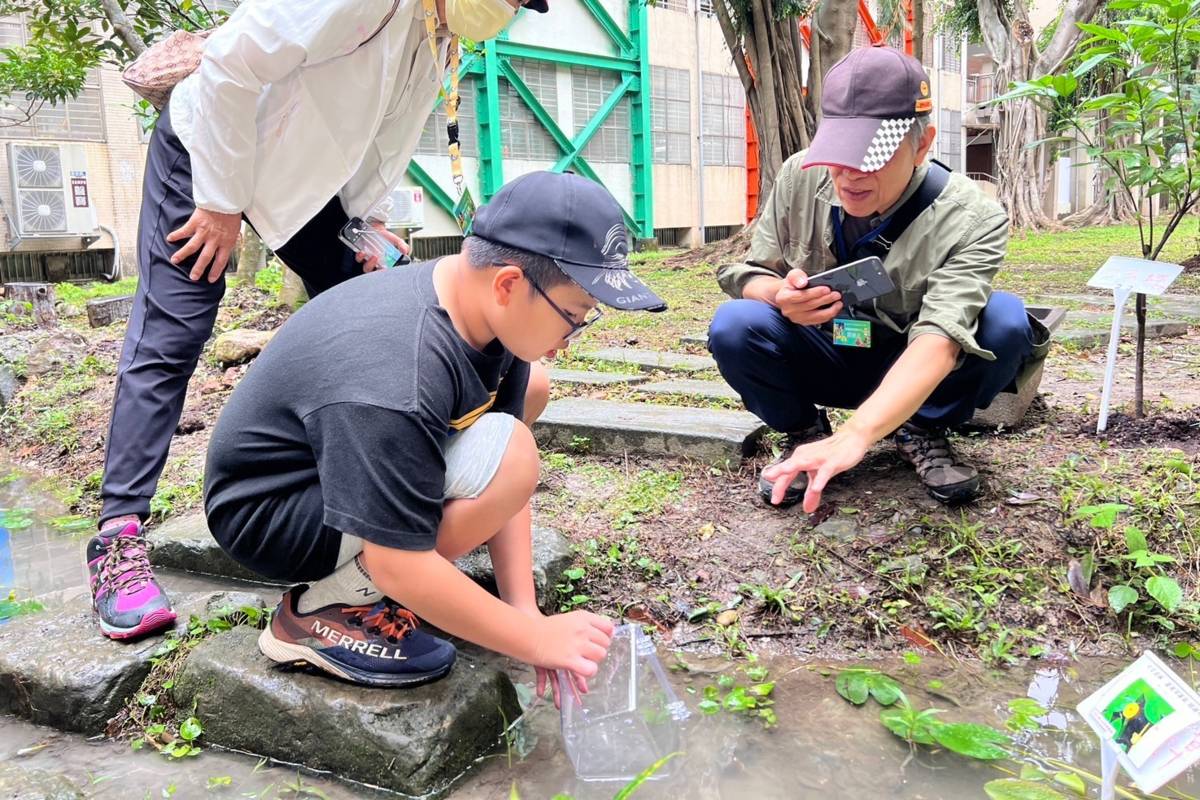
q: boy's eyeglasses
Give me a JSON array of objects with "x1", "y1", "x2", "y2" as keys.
[{"x1": 525, "y1": 273, "x2": 603, "y2": 342}]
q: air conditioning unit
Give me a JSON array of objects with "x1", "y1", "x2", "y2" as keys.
[
  {"x1": 7, "y1": 142, "x2": 98, "y2": 238},
  {"x1": 387, "y1": 186, "x2": 425, "y2": 229}
]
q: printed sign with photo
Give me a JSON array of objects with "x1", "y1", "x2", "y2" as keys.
[{"x1": 1078, "y1": 652, "x2": 1200, "y2": 793}]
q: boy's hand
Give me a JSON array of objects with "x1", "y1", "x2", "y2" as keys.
[{"x1": 529, "y1": 611, "x2": 614, "y2": 704}]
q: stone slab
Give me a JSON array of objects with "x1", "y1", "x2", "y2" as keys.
[
  {"x1": 172, "y1": 626, "x2": 519, "y2": 798},
  {"x1": 1056, "y1": 319, "x2": 1189, "y2": 349},
  {"x1": 1039, "y1": 293, "x2": 1200, "y2": 319},
  {"x1": 575, "y1": 347, "x2": 717, "y2": 374},
  {"x1": 0, "y1": 765, "x2": 83, "y2": 800},
  {"x1": 636, "y1": 378, "x2": 742, "y2": 402},
  {"x1": 547, "y1": 368, "x2": 648, "y2": 386},
  {"x1": 534, "y1": 398, "x2": 765, "y2": 460},
  {"x1": 970, "y1": 357, "x2": 1046, "y2": 429},
  {"x1": 150, "y1": 513, "x2": 571, "y2": 610},
  {"x1": 0, "y1": 590, "x2": 264, "y2": 734},
  {"x1": 680, "y1": 333, "x2": 708, "y2": 347},
  {"x1": 85, "y1": 295, "x2": 134, "y2": 328}
]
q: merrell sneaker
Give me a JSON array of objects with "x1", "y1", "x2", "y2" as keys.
[
  {"x1": 758, "y1": 411, "x2": 833, "y2": 507},
  {"x1": 86, "y1": 521, "x2": 176, "y2": 639},
  {"x1": 258, "y1": 586, "x2": 456, "y2": 688},
  {"x1": 894, "y1": 422, "x2": 980, "y2": 504}
]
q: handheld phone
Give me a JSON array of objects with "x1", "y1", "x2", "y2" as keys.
[
  {"x1": 338, "y1": 217, "x2": 410, "y2": 269},
  {"x1": 805, "y1": 256, "x2": 895, "y2": 307}
]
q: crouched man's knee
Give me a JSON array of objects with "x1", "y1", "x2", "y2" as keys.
[{"x1": 708, "y1": 299, "x2": 777, "y2": 365}]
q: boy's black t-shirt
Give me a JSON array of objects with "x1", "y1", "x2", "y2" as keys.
[{"x1": 203, "y1": 260, "x2": 529, "y2": 551}]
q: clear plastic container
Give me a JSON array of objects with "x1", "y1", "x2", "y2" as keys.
[{"x1": 558, "y1": 624, "x2": 690, "y2": 782}]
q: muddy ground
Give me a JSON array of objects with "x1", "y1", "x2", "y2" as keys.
[{"x1": 2, "y1": 257, "x2": 1199, "y2": 668}]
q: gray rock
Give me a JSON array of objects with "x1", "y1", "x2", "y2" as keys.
[
  {"x1": 24, "y1": 331, "x2": 87, "y2": 377},
  {"x1": 880, "y1": 555, "x2": 927, "y2": 584},
  {"x1": 534, "y1": 398, "x2": 765, "y2": 460},
  {"x1": 0, "y1": 363, "x2": 18, "y2": 411},
  {"x1": 576, "y1": 347, "x2": 717, "y2": 374},
  {"x1": 171, "y1": 627, "x2": 519, "y2": 798},
  {"x1": 547, "y1": 368, "x2": 648, "y2": 386},
  {"x1": 636, "y1": 378, "x2": 741, "y2": 402},
  {"x1": 149, "y1": 514, "x2": 283, "y2": 585},
  {"x1": 85, "y1": 295, "x2": 134, "y2": 328},
  {"x1": 0, "y1": 331, "x2": 37, "y2": 365},
  {"x1": 679, "y1": 333, "x2": 707, "y2": 347},
  {"x1": 212, "y1": 328, "x2": 276, "y2": 367},
  {"x1": 0, "y1": 591, "x2": 266, "y2": 733},
  {"x1": 0, "y1": 765, "x2": 83, "y2": 800},
  {"x1": 455, "y1": 526, "x2": 573, "y2": 613},
  {"x1": 151, "y1": 513, "x2": 570, "y2": 610},
  {"x1": 814, "y1": 518, "x2": 860, "y2": 543}
]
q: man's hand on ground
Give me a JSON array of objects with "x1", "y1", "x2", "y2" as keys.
[
  {"x1": 167, "y1": 207, "x2": 242, "y2": 282},
  {"x1": 762, "y1": 428, "x2": 873, "y2": 513},
  {"x1": 357, "y1": 221, "x2": 411, "y2": 272},
  {"x1": 774, "y1": 269, "x2": 843, "y2": 326}
]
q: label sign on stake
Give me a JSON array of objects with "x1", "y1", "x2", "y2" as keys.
[
  {"x1": 1086, "y1": 257, "x2": 1183, "y2": 433},
  {"x1": 1078, "y1": 651, "x2": 1200, "y2": 799}
]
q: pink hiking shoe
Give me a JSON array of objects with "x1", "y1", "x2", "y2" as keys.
[{"x1": 86, "y1": 520, "x2": 176, "y2": 639}]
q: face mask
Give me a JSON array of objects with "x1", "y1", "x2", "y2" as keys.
[{"x1": 445, "y1": 0, "x2": 517, "y2": 41}]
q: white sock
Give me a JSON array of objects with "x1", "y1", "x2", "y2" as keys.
[{"x1": 297, "y1": 554, "x2": 383, "y2": 613}]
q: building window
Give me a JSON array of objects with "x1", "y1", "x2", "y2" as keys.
[
  {"x1": 651, "y1": 66, "x2": 690, "y2": 165},
  {"x1": 697, "y1": 0, "x2": 715, "y2": 13},
  {"x1": 0, "y1": 15, "x2": 105, "y2": 142},
  {"x1": 500, "y1": 58, "x2": 560, "y2": 161},
  {"x1": 654, "y1": 0, "x2": 689, "y2": 10},
  {"x1": 938, "y1": 109, "x2": 962, "y2": 165},
  {"x1": 417, "y1": 77, "x2": 477, "y2": 157},
  {"x1": 939, "y1": 34, "x2": 962, "y2": 73},
  {"x1": 701, "y1": 73, "x2": 744, "y2": 167},
  {"x1": 572, "y1": 66, "x2": 630, "y2": 164}
]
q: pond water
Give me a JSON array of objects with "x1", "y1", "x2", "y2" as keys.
[{"x1": 2, "y1": 460, "x2": 1198, "y2": 800}]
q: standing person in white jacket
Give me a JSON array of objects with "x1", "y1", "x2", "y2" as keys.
[{"x1": 87, "y1": 0, "x2": 551, "y2": 640}]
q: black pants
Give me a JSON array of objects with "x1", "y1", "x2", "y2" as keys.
[{"x1": 100, "y1": 101, "x2": 365, "y2": 524}]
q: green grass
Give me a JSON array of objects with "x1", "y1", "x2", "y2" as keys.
[{"x1": 54, "y1": 276, "x2": 138, "y2": 305}]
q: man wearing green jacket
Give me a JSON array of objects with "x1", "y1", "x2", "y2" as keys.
[{"x1": 708, "y1": 45, "x2": 1046, "y2": 513}]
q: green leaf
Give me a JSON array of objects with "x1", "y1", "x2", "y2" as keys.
[
  {"x1": 697, "y1": 699, "x2": 720, "y2": 715},
  {"x1": 750, "y1": 682, "x2": 775, "y2": 697},
  {"x1": 880, "y1": 707, "x2": 942, "y2": 745},
  {"x1": 1053, "y1": 772, "x2": 1087, "y2": 796},
  {"x1": 1124, "y1": 526, "x2": 1148, "y2": 554},
  {"x1": 932, "y1": 723, "x2": 1011, "y2": 760},
  {"x1": 835, "y1": 670, "x2": 869, "y2": 705},
  {"x1": 206, "y1": 776, "x2": 233, "y2": 791},
  {"x1": 612, "y1": 752, "x2": 681, "y2": 800},
  {"x1": 1019, "y1": 764, "x2": 1048, "y2": 781},
  {"x1": 984, "y1": 780, "x2": 1070, "y2": 800},
  {"x1": 178, "y1": 717, "x2": 203, "y2": 742},
  {"x1": 1109, "y1": 585, "x2": 1139, "y2": 614},
  {"x1": 867, "y1": 673, "x2": 902, "y2": 707},
  {"x1": 1073, "y1": 503, "x2": 1127, "y2": 529},
  {"x1": 1146, "y1": 576, "x2": 1183, "y2": 613}
]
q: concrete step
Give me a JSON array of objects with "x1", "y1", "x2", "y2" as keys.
[
  {"x1": 547, "y1": 368, "x2": 647, "y2": 386},
  {"x1": 172, "y1": 626, "x2": 518, "y2": 798},
  {"x1": 636, "y1": 378, "x2": 741, "y2": 403},
  {"x1": 534, "y1": 398, "x2": 765, "y2": 460},
  {"x1": 149, "y1": 514, "x2": 572, "y2": 612},
  {"x1": 1056, "y1": 319, "x2": 1190, "y2": 349},
  {"x1": 1038, "y1": 293, "x2": 1200, "y2": 320},
  {"x1": 680, "y1": 333, "x2": 707, "y2": 347},
  {"x1": 575, "y1": 347, "x2": 716, "y2": 374}
]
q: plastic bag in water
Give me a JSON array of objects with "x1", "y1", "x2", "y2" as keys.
[{"x1": 558, "y1": 624, "x2": 690, "y2": 782}]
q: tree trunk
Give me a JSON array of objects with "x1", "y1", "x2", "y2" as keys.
[
  {"x1": 279, "y1": 267, "x2": 308, "y2": 310},
  {"x1": 4, "y1": 282, "x2": 55, "y2": 327},
  {"x1": 237, "y1": 227, "x2": 266, "y2": 286},
  {"x1": 98, "y1": 0, "x2": 148, "y2": 56},
  {"x1": 913, "y1": 0, "x2": 924, "y2": 64}
]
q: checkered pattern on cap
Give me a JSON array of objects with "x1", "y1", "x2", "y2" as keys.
[{"x1": 860, "y1": 117, "x2": 915, "y2": 172}]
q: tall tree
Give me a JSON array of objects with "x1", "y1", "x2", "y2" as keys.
[
  {"x1": 712, "y1": 0, "x2": 859, "y2": 202},
  {"x1": 972, "y1": 0, "x2": 1105, "y2": 228}
]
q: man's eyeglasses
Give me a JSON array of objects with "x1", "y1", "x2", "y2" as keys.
[{"x1": 525, "y1": 273, "x2": 603, "y2": 342}]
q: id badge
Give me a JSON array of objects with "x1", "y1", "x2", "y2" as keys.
[{"x1": 832, "y1": 318, "x2": 871, "y2": 348}]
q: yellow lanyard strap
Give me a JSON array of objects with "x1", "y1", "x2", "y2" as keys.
[{"x1": 421, "y1": 0, "x2": 463, "y2": 195}]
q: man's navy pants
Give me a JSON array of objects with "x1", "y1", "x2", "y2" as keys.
[
  {"x1": 100, "y1": 101, "x2": 366, "y2": 525},
  {"x1": 707, "y1": 292, "x2": 1036, "y2": 434}
]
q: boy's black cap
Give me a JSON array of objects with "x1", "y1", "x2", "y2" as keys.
[{"x1": 471, "y1": 171, "x2": 667, "y2": 312}]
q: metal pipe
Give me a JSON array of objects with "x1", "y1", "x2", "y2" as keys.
[{"x1": 98, "y1": 223, "x2": 121, "y2": 281}]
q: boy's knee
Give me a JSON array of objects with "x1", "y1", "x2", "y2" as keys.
[{"x1": 500, "y1": 420, "x2": 539, "y2": 497}]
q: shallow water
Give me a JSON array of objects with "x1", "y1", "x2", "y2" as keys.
[{"x1": 2, "y1": 460, "x2": 1199, "y2": 800}]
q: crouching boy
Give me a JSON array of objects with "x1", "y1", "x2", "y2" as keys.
[{"x1": 203, "y1": 172, "x2": 666, "y2": 695}]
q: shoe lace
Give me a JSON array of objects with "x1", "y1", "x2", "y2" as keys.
[
  {"x1": 349, "y1": 600, "x2": 419, "y2": 644},
  {"x1": 100, "y1": 535, "x2": 154, "y2": 592},
  {"x1": 908, "y1": 429, "x2": 956, "y2": 474}
]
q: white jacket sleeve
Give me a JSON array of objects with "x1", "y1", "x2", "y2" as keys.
[{"x1": 186, "y1": 0, "x2": 398, "y2": 215}]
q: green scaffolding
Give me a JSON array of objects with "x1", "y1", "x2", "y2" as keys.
[{"x1": 405, "y1": 0, "x2": 653, "y2": 239}]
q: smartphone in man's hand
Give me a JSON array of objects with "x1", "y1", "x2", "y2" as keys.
[{"x1": 805, "y1": 256, "x2": 895, "y2": 307}]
